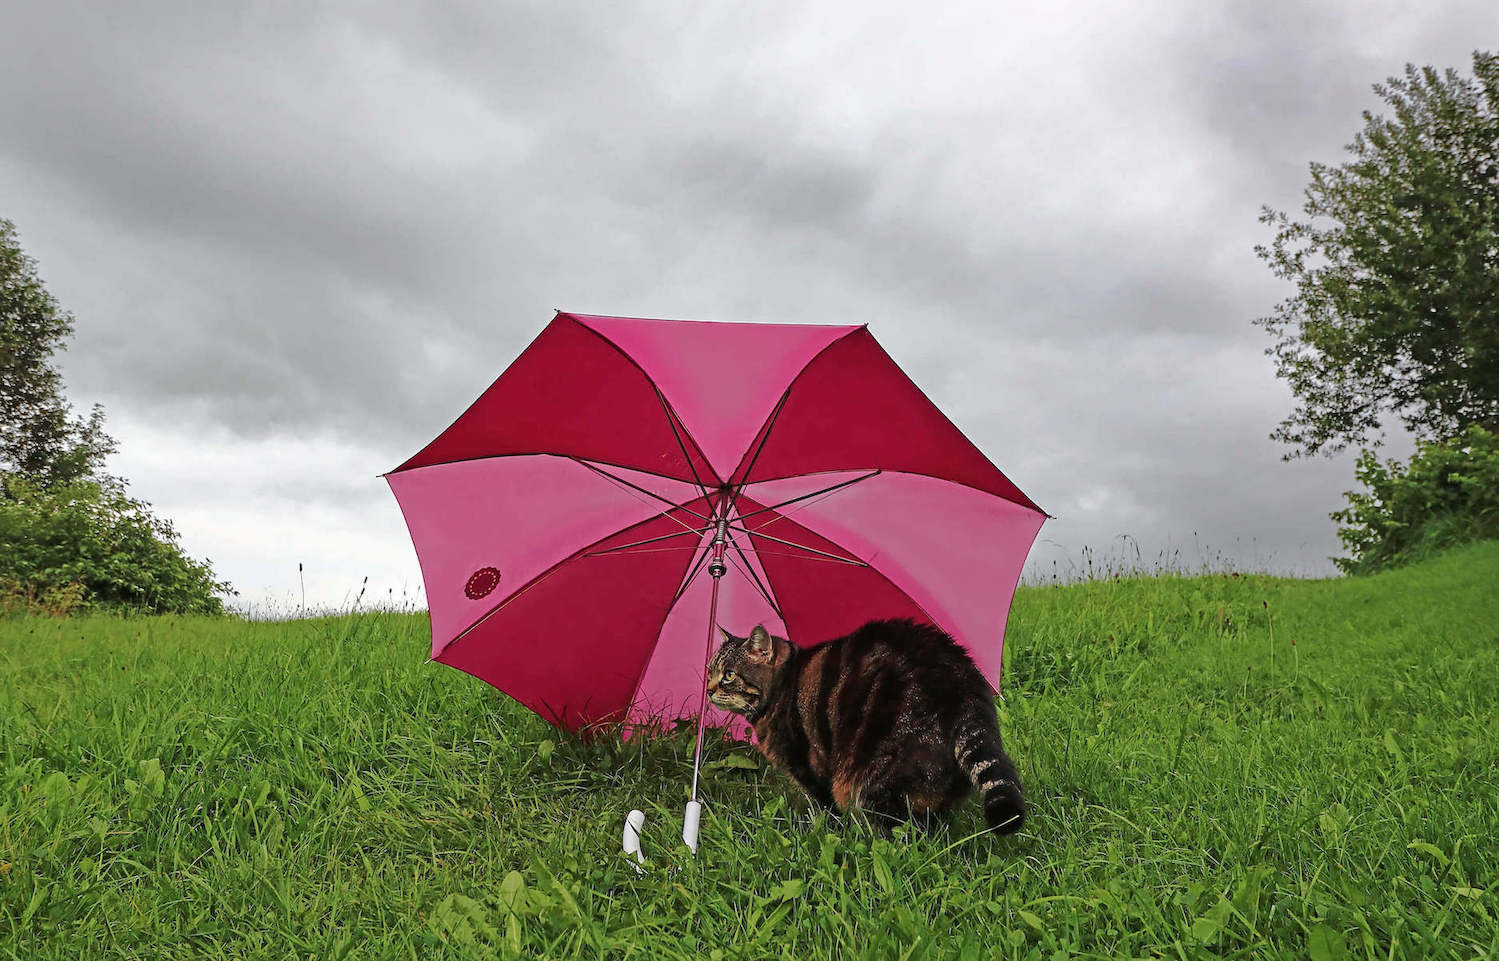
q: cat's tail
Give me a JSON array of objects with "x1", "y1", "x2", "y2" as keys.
[{"x1": 953, "y1": 707, "x2": 1025, "y2": 835}]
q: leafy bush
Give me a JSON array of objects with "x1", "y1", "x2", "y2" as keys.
[
  {"x1": 1331, "y1": 425, "x2": 1499, "y2": 573},
  {"x1": 0, "y1": 474, "x2": 231, "y2": 614}
]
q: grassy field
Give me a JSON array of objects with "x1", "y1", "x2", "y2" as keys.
[{"x1": 3, "y1": 543, "x2": 1498, "y2": 959}]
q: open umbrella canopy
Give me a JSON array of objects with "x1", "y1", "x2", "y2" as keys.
[{"x1": 386, "y1": 311, "x2": 1045, "y2": 734}]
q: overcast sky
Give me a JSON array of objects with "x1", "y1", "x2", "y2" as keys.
[{"x1": 3, "y1": 2, "x2": 1493, "y2": 611}]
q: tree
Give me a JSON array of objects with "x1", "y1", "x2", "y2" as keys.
[
  {"x1": 1256, "y1": 51, "x2": 1499, "y2": 459},
  {"x1": 1, "y1": 217, "x2": 115, "y2": 483},
  {"x1": 1, "y1": 217, "x2": 231, "y2": 614},
  {"x1": 1330, "y1": 425, "x2": 1499, "y2": 573}
]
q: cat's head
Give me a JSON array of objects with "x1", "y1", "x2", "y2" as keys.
[{"x1": 706, "y1": 624, "x2": 792, "y2": 718}]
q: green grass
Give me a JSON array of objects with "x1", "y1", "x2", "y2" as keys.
[{"x1": 3, "y1": 543, "x2": 1498, "y2": 959}]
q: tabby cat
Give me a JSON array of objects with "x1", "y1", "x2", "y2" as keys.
[{"x1": 707, "y1": 618, "x2": 1025, "y2": 833}]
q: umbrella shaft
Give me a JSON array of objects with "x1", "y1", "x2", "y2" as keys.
[{"x1": 690, "y1": 530, "x2": 727, "y2": 802}]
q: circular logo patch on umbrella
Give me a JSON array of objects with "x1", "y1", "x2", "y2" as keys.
[{"x1": 464, "y1": 567, "x2": 501, "y2": 600}]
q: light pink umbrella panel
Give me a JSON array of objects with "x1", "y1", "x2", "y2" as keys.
[{"x1": 386, "y1": 312, "x2": 1045, "y2": 735}]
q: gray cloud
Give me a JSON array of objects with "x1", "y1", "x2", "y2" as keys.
[{"x1": 2, "y1": 0, "x2": 1492, "y2": 602}]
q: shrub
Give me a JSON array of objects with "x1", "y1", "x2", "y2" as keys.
[
  {"x1": 0, "y1": 474, "x2": 231, "y2": 615},
  {"x1": 0, "y1": 580, "x2": 86, "y2": 617},
  {"x1": 1331, "y1": 426, "x2": 1499, "y2": 574}
]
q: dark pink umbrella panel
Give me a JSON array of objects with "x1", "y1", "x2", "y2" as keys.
[{"x1": 386, "y1": 312, "x2": 1045, "y2": 734}]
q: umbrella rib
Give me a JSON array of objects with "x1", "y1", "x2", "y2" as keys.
[
  {"x1": 664, "y1": 491, "x2": 741, "y2": 609},
  {"x1": 386, "y1": 452, "x2": 709, "y2": 491},
  {"x1": 739, "y1": 467, "x2": 1049, "y2": 518},
  {"x1": 724, "y1": 550, "x2": 785, "y2": 620},
  {"x1": 586, "y1": 527, "x2": 708, "y2": 556},
  {"x1": 574, "y1": 459, "x2": 711, "y2": 524},
  {"x1": 441, "y1": 505, "x2": 707, "y2": 654},
  {"x1": 727, "y1": 390, "x2": 789, "y2": 503},
  {"x1": 586, "y1": 546, "x2": 704, "y2": 556},
  {"x1": 620, "y1": 545, "x2": 713, "y2": 736},
  {"x1": 563, "y1": 314, "x2": 719, "y2": 494},
  {"x1": 721, "y1": 326, "x2": 862, "y2": 494},
  {"x1": 668, "y1": 544, "x2": 714, "y2": 609},
  {"x1": 655, "y1": 386, "x2": 714, "y2": 500},
  {"x1": 731, "y1": 525, "x2": 867, "y2": 566},
  {"x1": 723, "y1": 523, "x2": 785, "y2": 620},
  {"x1": 736, "y1": 549, "x2": 873, "y2": 564},
  {"x1": 735, "y1": 470, "x2": 882, "y2": 521}
]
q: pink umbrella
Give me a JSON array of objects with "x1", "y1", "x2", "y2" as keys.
[{"x1": 386, "y1": 312, "x2": 1045, "y2": 742}]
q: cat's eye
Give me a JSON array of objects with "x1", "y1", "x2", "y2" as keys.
[{"x1": 722, "y1": 670, "x2": 737, "y2": 683}]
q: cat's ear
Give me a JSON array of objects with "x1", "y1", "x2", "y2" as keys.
[
  {"x1": 717, "y1": 624, "x2": 735, "y2": 645},
  {"x1": 748, "y1": 625, "x2": 773, "y2": 658}
]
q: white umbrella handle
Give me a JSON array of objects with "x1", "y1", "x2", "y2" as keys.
[
  {"x1": 622, "y1": 809, "x2": 646, "y2": 872},
  {"x1": 683, "y1": 800, "x2": 702, "y2": 853}
]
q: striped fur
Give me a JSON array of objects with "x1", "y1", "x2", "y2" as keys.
[{"x1": 707, "y1": 619, "x2": 1025, "y2": 834}]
